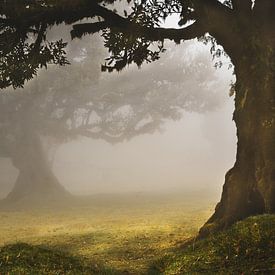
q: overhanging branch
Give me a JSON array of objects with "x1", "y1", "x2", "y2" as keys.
[
  {"x1": 71, "y1": 3, "x2": 206, "y2": 42},
  {"x1": 72, "y1": 20, "x2": 205, "y2": 42},
  {"x1": 1, "y1": 0, "x2": 234, "y2": 44}
]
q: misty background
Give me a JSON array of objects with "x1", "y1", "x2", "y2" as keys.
[{"x1": 0, "y1": 21, "x2": 236, "y2": 200}]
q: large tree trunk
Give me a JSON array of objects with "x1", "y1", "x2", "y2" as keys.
[
  {"x1": 3, "y1": 130, "x2": 69, "y2": 206},
  {"x1": 200, "y1": 38, "x2": 275, "y2": 236}
]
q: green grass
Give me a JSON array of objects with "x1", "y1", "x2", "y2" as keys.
[
  {"x1": 0, "y1": 243, "x2": 116, "y2": 274},
  {"x1": 0, "y1": 193, "x2": 213, "y2": 274},
  {"x1": 0, "y1": 194, "x2": 274, "y2": 274},
  {"x1": 150, "y1": 215, "x2": 275, "y2": 274}
]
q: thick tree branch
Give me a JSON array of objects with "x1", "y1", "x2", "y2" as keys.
[
  {"x1": 232, "y1": 0, "x2": 252, "y2": 12},
  {"x1": 71, "y1": 3, "x2": 205, "y2": 42},
  {"x1": 72, "y1": 20, "x2": 205, "y2": 42}
]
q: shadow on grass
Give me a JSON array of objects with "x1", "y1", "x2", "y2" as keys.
[
  {"x1": 0, "y1": 242, "x2": 119, "y2": 274},
  {"x1": 33, "y1": 230, "x2": 179, "y2": 274}
]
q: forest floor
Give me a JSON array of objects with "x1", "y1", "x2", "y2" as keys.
[
  {"x1": 0, "y1": 192, "x2": 214, "y2": 274},
  {"x1": 0, "y1": 192, "x2": 274, "y2": 274}
]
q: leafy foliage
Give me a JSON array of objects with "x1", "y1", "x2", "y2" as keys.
[
  {"x1": 0, "y1": 23, "x2": 68, "y2": 89},
  {"x1": 0, "y1": 0, "x2": 240, "y2": 88},
  {"x1": 102, "y1": 29, "x2": 166, "y2": 72}
]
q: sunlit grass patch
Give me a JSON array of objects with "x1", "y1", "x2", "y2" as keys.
[
  {"x1": 150, "y1": 215, "x2": 275, "y2": 274},
  {"x1": 0, "y1": 193, "x2": 213, "y2": 274}
]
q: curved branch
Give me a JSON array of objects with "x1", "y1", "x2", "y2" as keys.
[{"x1": 72, "y1": 20, "x2": 205, "y2": 43}]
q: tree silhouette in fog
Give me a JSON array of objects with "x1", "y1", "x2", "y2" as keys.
[{"x1": 0, "y1": 33, "x2": 225, "y2": 206}]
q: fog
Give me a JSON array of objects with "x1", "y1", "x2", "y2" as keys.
[
  {"x1": 0, "y1": 26, "x2": 236, "y2": 200},
  {"x1": 54, "y1": 104, "x2": 235, "y2": 196}
]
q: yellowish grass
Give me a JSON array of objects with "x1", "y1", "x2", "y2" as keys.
[{"x1": 0, "y1": 193, "x2": 215, "y2": 274}]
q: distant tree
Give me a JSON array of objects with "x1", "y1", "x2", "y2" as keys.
[
  {"x1": 0, "y1": 0, "x2": 274, "y2": 234},
  {"x1": 0, "y1": 35, "x2": 103, "y2": 203},
  {"x1": 0, "y1": 31, "x2": 224, "y2": 206}
]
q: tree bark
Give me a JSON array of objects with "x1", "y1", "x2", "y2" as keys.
[
  {"x1": 200, "y1": 37, "x2": 275, "y2": 236},
  {"x1": 3, "y1": 130, "x2": 69, "y2": 205}
]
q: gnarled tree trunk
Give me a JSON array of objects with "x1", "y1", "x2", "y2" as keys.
[
  {"x1": 200, "y1": 37, "x2": 275, "y2": 236},
  {"x1": 3, "y1": 130, "x2": 69, "y2": 206}
]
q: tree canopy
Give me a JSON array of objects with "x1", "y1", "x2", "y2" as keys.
[{"x1": 1, "y1": 0, "x2": 274, "y2": 89}]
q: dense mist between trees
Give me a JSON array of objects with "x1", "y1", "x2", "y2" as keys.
[{"x1": 0, "y1": 24, "x2": 236, "y2": 200}]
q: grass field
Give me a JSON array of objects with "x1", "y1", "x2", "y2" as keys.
[
  {"x1": 1, "y1": 193, "x2": 274, "y2": 274},
  {"x1": 0, "y1": 192, "x2": 215, "y2": 274}
]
